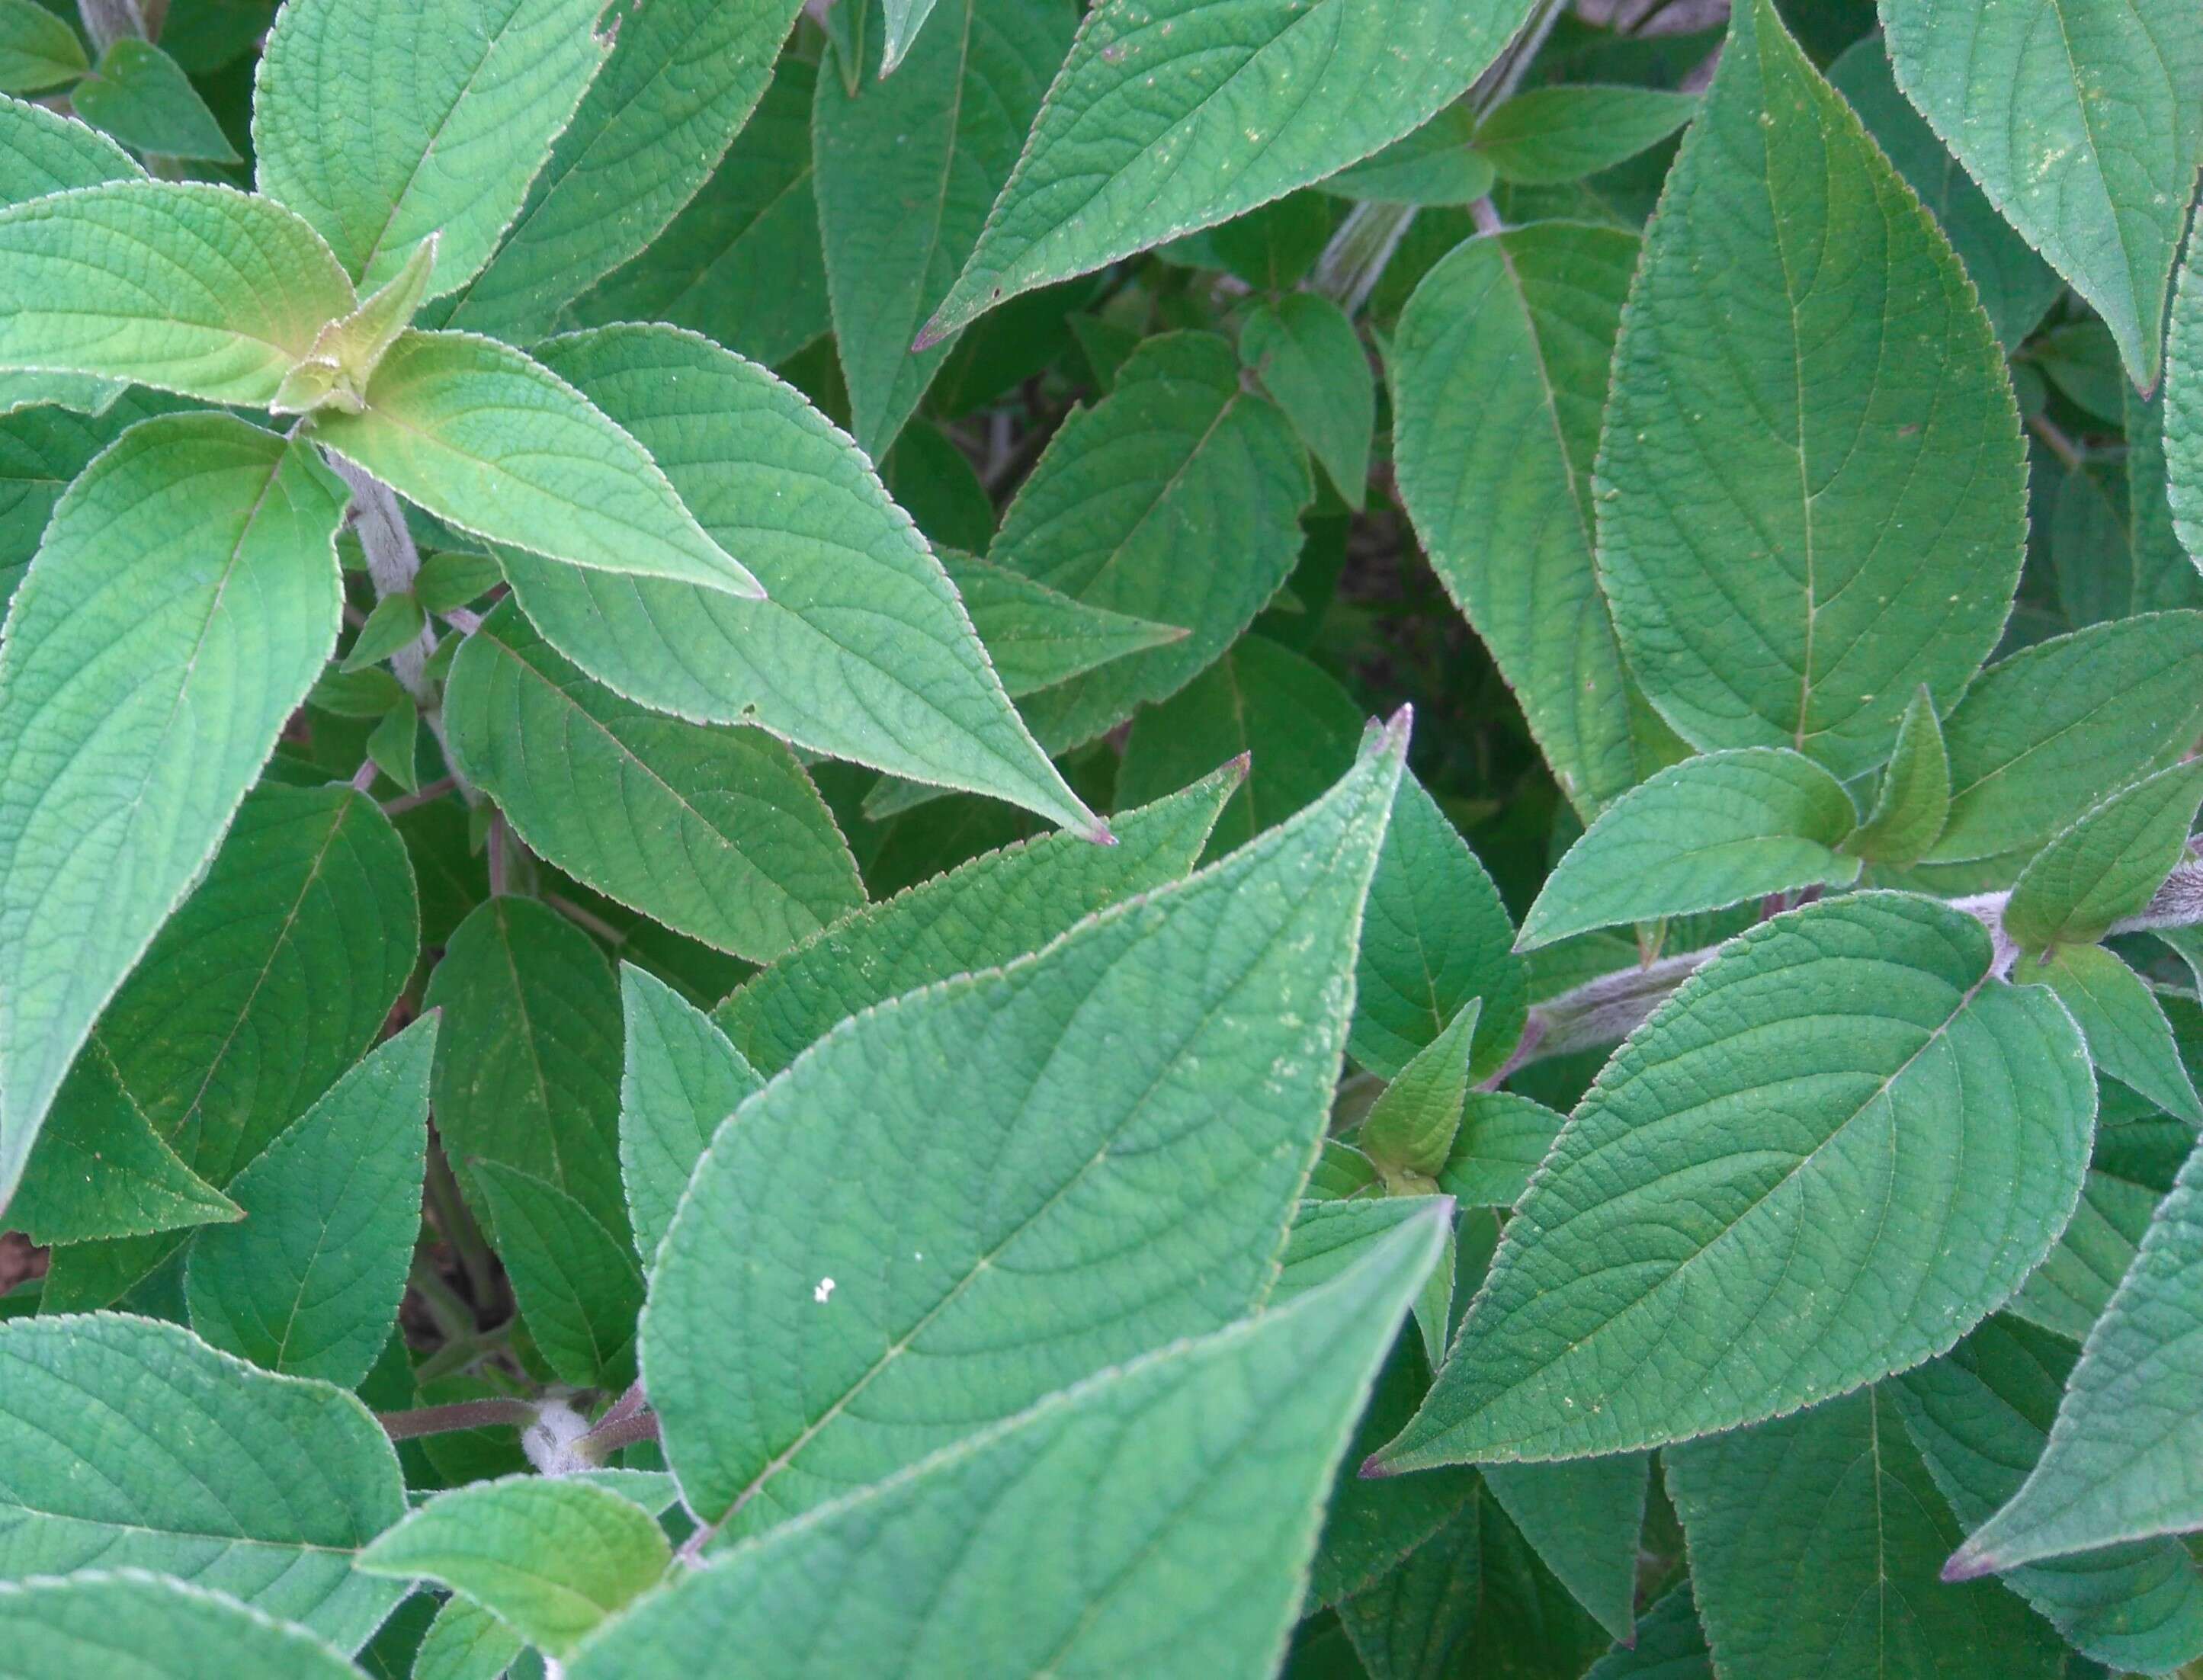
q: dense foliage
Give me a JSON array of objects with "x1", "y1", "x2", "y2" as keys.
[{"x1": 2, "y1": 0, "x2": 2202, "y2": 1674}]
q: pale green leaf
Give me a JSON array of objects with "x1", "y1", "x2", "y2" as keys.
[
  {"x1": 361, "y1": 1476, "x2": 670, "y2": 1659},
  {"x1": 1274, "y1": 1195, "x2": 1441, "y2": 1304},
  {"x1": 0, "y1": 1573, "x2": 364, "y2": 1680},
  {"x1": 415, "y1": 1595, "x2": 526, "y2": 1680},
  {"x1": 1434, "y1": 1090, "x2": 1565, "y2": 1210},
  {"x1": 0, "y1": 1313, "x2": 406, "y2": 1645},
  {"x1": 1596, "y1": 0, "x2": 2025, "y2": 781},
  {"x1": 313, "y1": 330, "x2": 764, "y2": 599},
  {"x1": 475, "y1": 1160, "x2": 643, "y2": 1388},
  {"x1": 1472, "y1": 86, "x2": 1695, "y2": 185},
  {"x1": 0, "y1": 416, "x2": 344, "y2": 1211},
  {"x1": 938, "y1": 549, "x2": 1186, "y2": 697},
  {"x1": 0, "y1": 91, "x2": 139, "y2": 201},
  {"x1": 1880, "y1": 0, "x2": 2203, "y2": 386},
  {"x1": 0, "y1": 0, "x2": 84, "y2": 94},
  {"x1": 493, "y1": 324, "x2": 1100, "y2": 835},
  {"x1": 1482, "y1": 1454, "x2": 1649, "y2": 1643},
  {"x1": 1240, "y1": 293, "x2": 1372, "y2": 509},
  {"x1": 444, "y1": 601, "x2": 863, "y2": 962},
  {"x1": 918, "y1": 0, "x2": 1537, "y2": 338},
  {"x1": 647, "y1": 735, "x2": 1405, "y2": 1533},
  {"x1": 271, "y1": 235, "x2": 439, "y2": 416},
  {"x1": 254, "y1": 0, "x2": 609, "y2": 294},
  {"x1": 988, "y1": 331, "x2": 1310, "y2": 754},
  {"x1": 184, "y1": 1018, "x2": 435, "y2": 1387},
  {"x1": 618, "y1": 963, "x2": 762, "y2": 1271},
  {"x1": 1390, "y1": 222, "x2": 1673, "y2": 818},
  {"x1": 2003, "y1": 760, "x2": 2203, "y2": 951},
  {"x1": 2159, "y1": 229, "x2": 2203, "y2": 570},
  {"x1": 711, "y1": 761, "x2": 1238, "y2": 1075},
  {"x1": 73, "y1": 40, "x2": 238, "y2": 162},
  {"x1": 1361, "y1": 997, "x2": 1480, "y2": 1182},
  {"x1": 1669, "y1": 1386, "x2": 2065, "y2": 1678},
  {"x1": 0, "y1": 181, "x2": 355, "y2": 404},
  {"x1": 1847, "y1": 686, "x2": 1949, "y2": 867},
  {"x1": 1318, "y1": 104, "x2": 1494, "y2": 207},
  {"x1": 2015, "y1": 943, "x2": 2203, "y2": 1124},
  {"x1": 1374, "y1": 893, "x2": 2094, "y2": 1468},
  {"x1": 574, "y1": 1205, "x2": 1446, "y2": 1680},
  {"x1": 1518, "y1": 749, "x2": 1861, "y2": 950}
]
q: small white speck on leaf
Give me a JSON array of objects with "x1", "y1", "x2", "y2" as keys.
[{"x1": 814, "y1": 1278, "x2": 836, "y2": 1303}]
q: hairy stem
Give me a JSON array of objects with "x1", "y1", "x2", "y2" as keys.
[{"x1": 378, "y1": 1396, "x2": 537, "y2": 1440}]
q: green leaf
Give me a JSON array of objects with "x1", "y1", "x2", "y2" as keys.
[
  {"x1": 73, "y1": 40, "x2": 239, "y2": 162},
  {"x1": 0, "y1": 1313, "x2": 406, "y2": 1645},
  {"x1": 1825, "y1": 35, "x2": 2059, "y2": 348},
  {"x1": 444, "y1": 0, "x2": 809, "y2": 340},
  {"x1": 1240, "y1": 293, "x2": 1372, "y2": 510},
  {"x1": 1895, "y1": 1315, "x2": 2203, "y2": 1672},
  {"x1": 572, "y1": 1204, "x2": 1445, "y2": 1679},
  {"x1": 361, "y1": 1476, "x2": 670, "y2": 1659},
  {"x1": 424, "y1": 895, "x2": 627, "y2": 1242},
  {"x1": 10, "y1": 1048, "x2": 239, "y2": 1245},
  {"x1": 1518, "y1": 749, "x2": 1861, "y2": 950},
  {"x1": 1879, "y1": 0, "x2": 2202, "y2": 387},
  {"x1": 0, "y1": 91, "x2": 139, "y2": 201},
  {"x1": 2158, "y1": 230, "x2": 2203, "y2": 570},
  {"x1": 647, "y1": 733, "x2": 1405, "y2": 1534},
  {"x1": 445, "y1": 601, "x2": 863, "y2": 962},
  {"x1": 2125, "y1": 383, "x2": 2203, "y2": 614},
  {"x1": 990, "y1": 332, "x2": 1310, "y2": 754},
  {"x1": 812, "y1": 0, "x2": 1073, "y2": 459},
  {"x1": 0, "y1": 1573, "x2": 364, "y2": 1680},
  {"x1": 938, "y1": 549, "x2": 1185, "y2": 697},
  {"x1": 0, "y1": 0, "x2": 84, "y2": 94},
  {"x1": 255, "y1": 0, "x2": 608, "y2": 295},
  {"x1": 183, "y1": 1018, "x2": 435, "y2": 1387},
  {"x1": 271, "y1": 236, "x2": 440, "y2": 417},
  {"x1": 1275, "y1": 1194, "x2": 1444, "y2": 1304},
  {"x1": 313, "y1": 330, "x2": 764, "y2": 599},
  {"x1": 1434, "y1": 1091, "x2": 1566, "y2": 1211},
  {"x1": 1332, "y1": 1499, "x2": 1483, "y2": 1678},
  {"x1": 0, "y1": 181, "x2": 356, "y2": 404},
  {"x1": 2010, "y1": 1163, "x2": 2160, "y2": 1344},
  {"x1": 494, "y1": 324, "x2": 1100, "y2": 835},
  {"x1": 712, "y1": 761, "x2": 1238, "y2": 1075},
  {"x1": 618, "y1": 964, "x2": 762, "y2": 1271},
  {"x1": 569, "y1": 56, "x2": 828, "y2": 370},
  {"x1": 1951, "y1": 1130, "x2": 2203, "y2": 1576},
  {"x1": 2003, "y1": 761, "x2": 2203, "y2": 951},
  {"x1": 1669, "y1": 1386, "x2": 2065, "y2": 1678},
  {"x1": 1115, "y1": 634, "x2": 1364, "y2": 861},
  {"x1": 1595, "y1": 0, "x2": 2024, "y2": 781},
  {"x1": 1374, "y1": 893, "x2": 2094, "y2": 1469},
  {"x1": 917, "y1": 0, "x2": 1537, "y2": 338},
  {"x1": 1472, "y1": 85, "x2": 1696, "y2": 184},
  {"x1": 1361, "y1": 998, "x2": 1480, "y2": 1182},
  {"x1": 1846, "y1": 687, "x2": 1949, "y2": 866},
  {"x1": 340, "y1": 590, "x2": 426, "y2": 672},
  {"x1": 1390, "y1": 222, "x2": 1671, "y2": 818},
  {"x1": 1916, "y1": 612, "x2": 2203, "y2": 890},
  {"x1": 1583, "y1": 1583, "x2": 1711, "y2": 1680},
  {"x1": 1318, "y1": 104, "x2": 1495, "y2": 206},
  {"x1": 0, "y1": 416, "x2": 345, "y2": 1211},
  {"x1": 1482, "y1": 1454, "x2": 1649, "y2": 1643},
  {"x1": 2017, "y1": 944, "x2": 2203, "y2": 1123},
  {"x1": 415, "y1": 1595, "x2": 526, "y2": 1680},
  {"x1": 1351, "y1": 761, "x2": 1527, "y2": 1083},
  {"x1": 474, "y1": 1161, "x2": 643, "y2": 1387}
]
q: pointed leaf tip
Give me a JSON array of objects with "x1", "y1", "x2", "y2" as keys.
[
  {"x1": 1940, "y1": 1548, "x2": 1996, "y2": 1583},
  {"x1": 1358, "y1": 1452, "x2": 1397, "y2": 1480}
]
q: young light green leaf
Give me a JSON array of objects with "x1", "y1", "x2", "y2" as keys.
[
  {"x1": 361, "y1": 1476, "x2": 671, "y2": 1658},
  {"x1": 183, "y1": 1018, "x2": 435, "y2": 1388},
  {"x1": 339, "y1": 589, "x2": 426, "y2": 672},
  {"x1": 1361, "y1": 997, "x2": 1480, "y2": 1183},
  {"x1": 1352, "y1": 761, "x2": 1526, "y2": 1083},
  {"x1": 812, "y1": 0, "x2": 1072, "y2": 459},
  {"x1": 988, "y1": 331, "x2": 1310, "y2": 753},
  {"x1": 493, "y1": 324, "x2": 1099, "y2": 835},
  {"x1": 313, "y1": 330, "x2": 763, "y2": 599},
  {"x1": 73, "y1": 40, "x2": 238, "y2": 162},
  {"x1": 1274, "y1": 1195, "x2": 1442, "y2": 1304},
  {"x1": 2015, "y1": 944, "x2": 2203, "y2": 1124},
  {"x1": 916, "y1": 0, "x2": 1538, "y2": 340},
  {"x1": 1917, "y1": 612, "x2": 2203, "y2": 890},
  {"x1": 0, "y1": 0, "x2": 85, "y2": 93},
  {"x1": 443, "y1": 0, "x2": 809, "y2": 340},
  {"x1": 254, "y1": 0, "x2": 608, "y2": 295},
  {"x1": 1895, "y1": 1315, "x2": 2203, "y2": 1672},
  {"x1": 1596, "y1": 0, "x2": 2025, "y2": 781},
  {"x1": 1948, "y1": 1131, "x2": 2203, "y2": 1576},
  {"x1": 271, "y1": 235, "x2": 439, "y2": 416},
  {"x1": 1482, "y1": 1454, "x2": 1649, "y2": 1643},
  {"x1": 0, "y1": 91, "x2": 139, "y2": 201},
  {"x1": 2003, "y1": 761, "x2": 2203, "y2": 952},
  {"x1": 938, "y1": 549, "x2": 1185, "y2": 697},
  {"x1": 1825, "y1": 36, "x2": 2059, "y2": 348},
  {"x1": 619, "y1": 964, "x2": 762, "y2": 1271},
  {"x1": 0, "y1": 181, "x2": 356, "y2": 404},
  {"x1": 1518, "y1": 749, "x2": 1861, "y2": 950},
  {"x1": 1669, "y1": 1386, "x2": 2065, "y2": 1678},
  {"x1": 475, "y1": 1161, "x2": 643, "y2": 1387},
  {"x1": 575, "y1": 1204, "x2": 1446, "y2": 1680},
  {"x1": 0, "y1": 417, "x2": 344, "y2": 1212},
  {"x1": 1390, "y1": 222, "x2": 1673, "y2": 819},
  {"x1": 445, "y1": 601, "x2": 863, "y2": 962},
  {"x1": 1472, "y1": 85, "x2": 1695, "y2": 185},
  {"x1": 0, "y1": 1313, "x2": 407, "y2": 1645},
  {"x1": 1879, "y1": 0, "x2": 2203, "y2": 387},
  {"x1": 0, "y1": 1573, "x2": 365, "y2": 1680},
  {"x1": 2009, "y1": 1165, "x2": 2159, "y2": 1345},
  {"x1": 1846, "y1": 686, "x2": 1949, "y2": 866},
  {"x1": 1239, "y1": 293, "x2": 1372, "y2": 509},
  {"x1": 647, "y1": 733, "x2": 1405, "y2": 1534},
  {"x1": 415, "y1": 1595, "x2": 527, "y2": 1680},
  {"x1": 1318, "y1": 104, "x2": 1494, "y2": 206},
  {"x1": 424, "y1": 895, "x2": 627, "y2": 1242},
  {"x1": 712, "y1": 761, "x2": 1239, "y2": 1075},
  {"x1": 1435, "y1": 1091, "x2": 1565, "y2": 1210},
  {"x1": 1374, "y1": 893, "x2": 2094, "y2": 1469}
]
